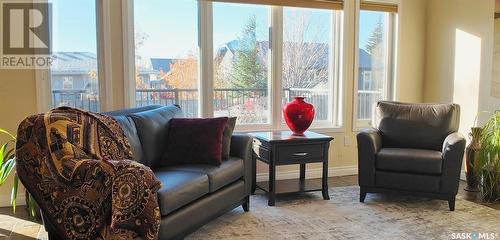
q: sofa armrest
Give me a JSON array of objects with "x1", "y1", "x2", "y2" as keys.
[
  {"x1": 440, "y1": 132, "x2": 466, "y2": 194},
  {"x1": 357, "y1": 128, "x2": 382, "y2": 187},
  {"x1": 230, "y1": 134, "x2": 253, "y2": 195}
]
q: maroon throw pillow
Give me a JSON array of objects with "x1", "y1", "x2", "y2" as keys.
[{"x1": 163, "y1": 117, "x2": 228, "y2": 166}]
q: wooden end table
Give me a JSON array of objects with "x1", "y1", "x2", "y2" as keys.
[{"x1": 250, "y1": 131, "x2": 334, "y2": 206}]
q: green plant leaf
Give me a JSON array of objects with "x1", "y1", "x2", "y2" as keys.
[
  {"x1": 0, "y1": 143, "x2": 7, "y2": 167},
  {"x1": 0, "y1": 158, "x2": 15, "y2": 184},
  {"x1": 478, "y1": 109, "x2": 500, "y2": 201},
  {"x1": 26, "y1": 193, "x2": 37, "y2": 218},
  {"x1": 0, "y1": 129, "x2": 16, "y2": 141},
  {"x1": 4, "y1": 148, "x2": 14, "y2": 163},
  {"x1": 11, "y1": 174, "x2": 18, "y2": 213}
]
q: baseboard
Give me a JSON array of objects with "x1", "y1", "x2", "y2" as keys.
[
  {"x1": 256, "y1": 165, "x2": 358, "y2": 182},
  {"x1": 0, "y1": 192, "x2": 26, "y2": 208}
]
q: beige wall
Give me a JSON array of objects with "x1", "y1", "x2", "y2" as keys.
[
  {"x1": 0, "y1": 0, "x2": 428, "y2": 206},
  {"x1": 397, "y1": 0, "x2": 427, "y2": 102},
  {"x1": 0, "y1": 69, "x2": 36, "y2": 206},
  {"x1": 424, "y1": 0, "x2": 500, "y2": 133}
]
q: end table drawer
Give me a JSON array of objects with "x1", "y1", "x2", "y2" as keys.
[
  {"x1": 253, "y1": 145, "x2": 270, "y2": 161},
  {"x1": 277, "y1": 144, "x2": 324, "y2": 163}
]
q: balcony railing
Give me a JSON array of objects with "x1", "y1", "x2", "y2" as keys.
[
  {"x1": 357, "y1": 90, "x2": 383, "y2": 121},
  {"x1": 52, "y1": 89, "x2": 99, "y2": 112},
  {"x1": 52, "y1": 88, "x2": 382, "y2": 124}
]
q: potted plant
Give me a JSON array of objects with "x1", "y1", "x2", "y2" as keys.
[
  {"x1": 0, "y1": 128, "x2": 38, "y2": 218},
  {"x1": 476, "y1": 109, "x2": 500, "y2": 202}
]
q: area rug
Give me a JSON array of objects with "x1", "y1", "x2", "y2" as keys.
[{"x1": 187, "y1": 186, "x2": 500, "y2": 240}]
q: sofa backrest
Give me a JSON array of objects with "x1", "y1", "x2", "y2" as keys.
[
  {"x1": 104, "y1": 105, "x2": 183, "y2": 168},
  {"x1": 374, "y1": 101, "x2": 460, "y2": 151}
]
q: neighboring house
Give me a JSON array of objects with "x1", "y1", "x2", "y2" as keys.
[
  {"x1": 51, "y1": 52, "x2": 157, "y2": 91},
  {"x1": 358, "y1": 48, "x2": 373, "y2": 91},
  {"x1": 148, "y1": 58, "x2": 178, "y2": 89}
]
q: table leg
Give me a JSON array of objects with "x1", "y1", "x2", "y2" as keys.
[
  {"x1": 299, "y1": 163, "x2": 306, "y2": 190},
  {"x1": 322, "y1": 158, "x2": 330, "y2": 200},
  {"x1": 268, "y1": 161, "x2": 276, "y2": 206}
]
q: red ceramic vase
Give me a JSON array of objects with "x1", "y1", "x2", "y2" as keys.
[{"x1": 283, "y1": 97, "x2": 315, "y2": 135}]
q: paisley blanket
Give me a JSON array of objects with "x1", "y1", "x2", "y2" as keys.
[{"x1": 15, "y1": 107, "x2": 161, "y2": 240}]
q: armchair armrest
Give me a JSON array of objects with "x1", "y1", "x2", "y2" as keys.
[
  {"x1": 230, "y1": 134, "x2": 253, "y2": 195},
  {"x1": 357, "y1": 128, "x2": 382, "y2": 187},
  {"x1": 440, "y1": 132, "x2": 466, "y2": 194}
]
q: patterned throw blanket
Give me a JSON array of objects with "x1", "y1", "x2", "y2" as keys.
[{"x1": 16, "y1": 107, "x2": 161, "y2": 240}]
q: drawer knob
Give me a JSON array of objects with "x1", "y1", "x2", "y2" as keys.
[{"x1": 293, "y1": 152, "x2": 308, "y2": 156}]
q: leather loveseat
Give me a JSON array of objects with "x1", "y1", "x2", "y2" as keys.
[
  {"x1": 43, "y1": 105, "x2": 253, "y2": 239},
  {"x1": 357, "y1": 101, "x2": 466, "y2": 211}
]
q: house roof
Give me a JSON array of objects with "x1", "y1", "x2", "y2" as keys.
[
  {"x1": 51, "y1": 52, "x2": 158, "y2": 75},
  {"x1": 215, "y1": 40, "x2": 373, "y2": 70},
  {"x1": 150, "y1": 58, "x2": 178, "y2": 73},
  {"x1": 359, "y1": 48, "x2": 372, "y2": 69}
]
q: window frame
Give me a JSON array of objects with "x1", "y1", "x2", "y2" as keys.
[
  {"x1": 36, "y1": 0, "x2": 111, "y2": 112},
  {"x1": 352, "y1": 0, "x2": 400, "y2": 130},
  {"x1": 34, "y1": 0, "x2": 402, "y2": 134},
  {"x1": 123, "y1": 1, "x2": 344, "y2": 132}
]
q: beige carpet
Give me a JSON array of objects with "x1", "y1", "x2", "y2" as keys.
[{"x1": 187, "y1": 186, "x2": 500, "y2": 240}]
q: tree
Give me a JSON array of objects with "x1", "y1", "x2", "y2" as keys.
[
  {"x1": 229, "y1": 16, "x2": 267, "y2": 89},
  {"x1": 282, "y1": 10, "x2": 329, "y2": 89},
  {"x1": 365, "y1": 17, "x2": 384, "y2": 54},
  {"x1": 161, "y1": 56, "x2": 198, "y2": 89},
  {"x1": 364, "y1": 17, "x2": 385, "y2": 92},
  {"x1": 135, "y1": 28, "x2": 149, "y2": 89}
]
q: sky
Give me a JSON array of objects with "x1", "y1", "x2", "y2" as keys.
[{"x1": 51, "y1": 0, "x2": 385, "y2": 58}]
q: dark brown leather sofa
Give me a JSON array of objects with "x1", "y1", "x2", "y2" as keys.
[
  {"x1": 43, "y1": 105, "x2": 253, "y2": 239},
  {"x1": 357, "y1": 101, "x2": 466, "y2": 211}
]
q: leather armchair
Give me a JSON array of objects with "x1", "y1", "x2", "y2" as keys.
[{"x1": 357, "y1": 101, "x2": 466, "y2": 211}]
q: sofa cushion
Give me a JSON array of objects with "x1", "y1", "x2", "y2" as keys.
[
  {"x1": 154, "y1": 169, "x2": 209, "y2": 216},
  {"x1": 130, "y1": 105, "x2": 183, "y2": 168},
  {"x1": 104, "y1": 105, "x2": 164, "y2": 164},
  {"x1": 111, "y1": 115, "x2": 145, "y2": 164},
  {"x1": 376, "y1": 148, "x2": 443, "y2": 175},
  {"x1": 166, "y1": 157, "x2": 244, "y2": 192},
  {"x1": 222, "y1": 117, "x2": 237, "y2": 160},
  {"x1": 163, "y1": 117, "x2": 228, "y2": 166}
]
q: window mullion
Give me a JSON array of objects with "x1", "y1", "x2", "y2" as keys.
[
  {"x1": 389, "y1": 13, "x2": 398, "y2": 101},
  {"x1": 122, "y1": 0, "x2": 135, "y2": 108},
  {"x1": 198, "y1": 1, "x2": 214, "y2": 118},
  {"x1": 270, "y1": 6, "x2": 283, "y2": 129},
  {"x1": 334, "y1": 11, "x2": 344, "y2": 127},
  {"x1": 98, "y1": 0, "x2": 115, "y2": 111}
]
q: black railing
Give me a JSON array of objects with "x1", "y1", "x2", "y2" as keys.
[
  {"x1": 52, "y1": 88, "x2": 382, "y2": 123},
  {"x1": 52, "y1": 89, "x2": 99, "y2": 112}
]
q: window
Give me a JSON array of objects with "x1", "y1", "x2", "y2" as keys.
[
  {"x1": 133, "y1": 0, "x2": 199, "y2": 117},
  {"x1": 213, "y1": 3, "x2": 270, "y2": 124},
  {"x1": 50, "y1": 0, "x2": 99, "y2": 111},
  {"x1": 356, "y1": 6, "x2": 397, "y2": 126},
  {"x1": 282, "y1": 7, "x2": 336, "y2": 123},
  {"x1": 128, "y1": 1, "x2": 343, "y2": 129}
]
